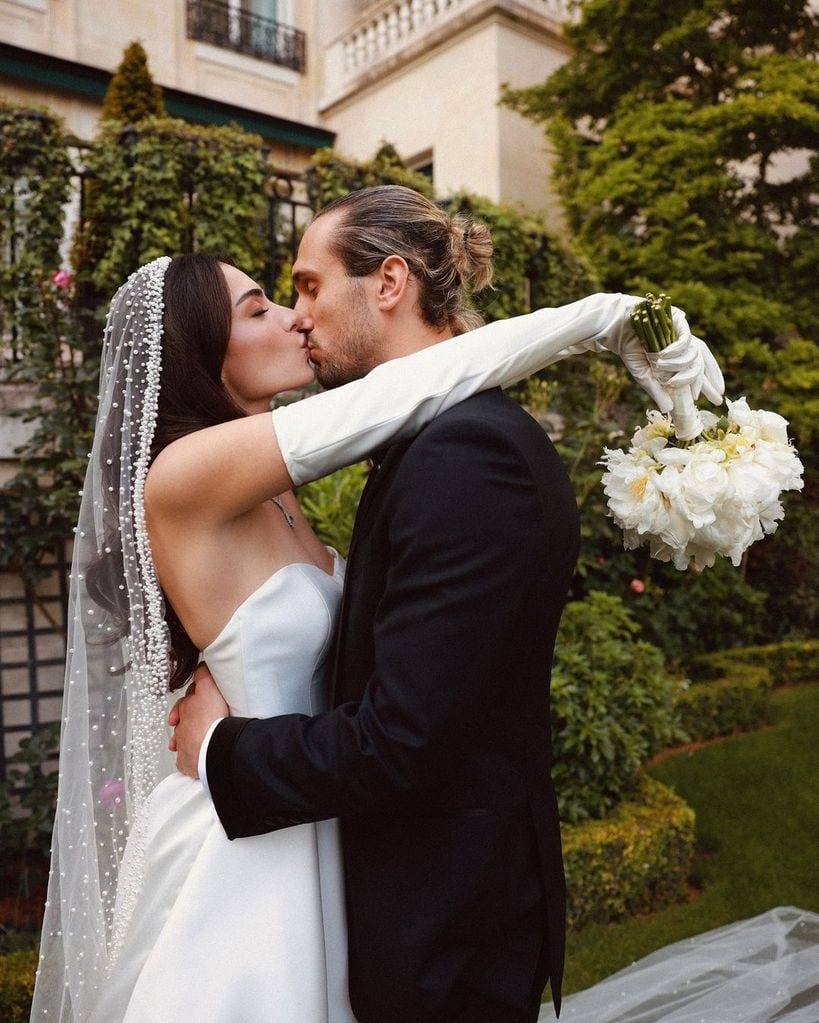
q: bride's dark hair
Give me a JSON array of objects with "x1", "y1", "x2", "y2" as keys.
[{"x1": 87, "y1": 252, "x2": 249, "y2": 691}]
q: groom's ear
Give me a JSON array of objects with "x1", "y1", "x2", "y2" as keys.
[{"x1": 376, "y1": 255, "x2": 411, "y2": 312}]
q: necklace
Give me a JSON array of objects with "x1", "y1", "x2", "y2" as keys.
[{"x1": 270, "y1": 495, "x2": 296, "y2": 529}]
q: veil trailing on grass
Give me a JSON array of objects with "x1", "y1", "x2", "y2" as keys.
[{"x1": 544, "y1": 906, "x2": 819, "y2": 1023}]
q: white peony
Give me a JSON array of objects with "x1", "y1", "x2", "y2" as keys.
[{"x1": 600, "y1": 398, "x2": 804, "y2": 571}]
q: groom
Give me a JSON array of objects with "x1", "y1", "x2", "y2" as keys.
[{"x1": 173, "y1": 185, "x2": 579, "y2": 1021}]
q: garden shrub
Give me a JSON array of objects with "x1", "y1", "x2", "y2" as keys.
[
  {"x1": 1, "y1": 100, "x2": 272, "y2": 583},
  {"x1": 0, "y1": 723, "x2": 60, "y2": 863},
  {"x1": 660, "y1": 637, "x2": 819, "y2": 748},
  {"x1": 628, "y1": 558, "x2": 769, "y2": 665},
  {"x1": 305, "y1": 143, "x2": 435, "y2": 212},
  {"x1": 297, "y1": 463, "x2": 368, "y2": 557},
  {"x1": 0, "y1": 101, "x2": 71, "y2": 339},
  {"x1": 0, "y1": 948, "x2": 38, "y2": 1022},
  {"x1": 0, "y1": 102, "x2": 82, "y2": 582},
  {"x1": 100, "y1": 41, "x2": 165, "y2": 123},
  {"x1": 673, "y1": 674, "x2": 771, "y2": 743},
  {"x1": 687, "y1": 640, "x2": 819, "y2": 687},
  {"x1": 551, "y1": 591, "x2": 684, "y2": 823},
  {"x1": 562, "y1": 774, "x2": 695, "y2": 931},
  {"x1": 81, "y1": 115, "x2": 267, "y2": 300},
  {"x1": 0, "y1": 725, "x2": 59, "y2": 938}
]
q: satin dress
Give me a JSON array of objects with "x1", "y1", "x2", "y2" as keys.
[{"x1": 92, "y1": 554, "x2": 357, "y2": 1022}]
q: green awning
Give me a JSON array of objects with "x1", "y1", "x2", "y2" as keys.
[{"x1": 0, "y1": 41, "x2": 334, "y2": 149}]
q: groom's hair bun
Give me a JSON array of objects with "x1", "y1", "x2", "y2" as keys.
[
  {"x1": 449, "y1": 216, "x2": 493, "y2": 294},
  {"x1": 317, "y1": 184, "x2": 494, "y2": 335}
]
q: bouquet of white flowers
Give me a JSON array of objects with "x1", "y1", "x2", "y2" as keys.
[{"x1": 600, "y1": 296, "x2": 805, "y2": 571}]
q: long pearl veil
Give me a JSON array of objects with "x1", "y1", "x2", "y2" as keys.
[{"x1": 31, "y1": 257, "x2": 174, "y2": 1022}]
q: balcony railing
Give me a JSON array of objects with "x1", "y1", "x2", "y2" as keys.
[
  {"x1": 186, "y1": 0, "x2": 306, "y2": 72},
  {"x1": 321, "y1": 0, "x2": 575, "y2": 107}
]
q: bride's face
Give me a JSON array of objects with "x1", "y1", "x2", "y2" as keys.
[{"x1": 219, "y1": 263, "x2": 314, "y2": 415}]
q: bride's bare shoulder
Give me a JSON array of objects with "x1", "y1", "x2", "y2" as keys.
[
  {"x1": 144, "y1": 434, "x2": 200, "y2": 517},
  {"x1": 144, "y1": 414, "x2": 290, "y2": 523}
]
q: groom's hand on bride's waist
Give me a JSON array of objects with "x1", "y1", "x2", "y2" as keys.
[{"x1": 169, "y1": 664, "x2": 229, "y2": 778}]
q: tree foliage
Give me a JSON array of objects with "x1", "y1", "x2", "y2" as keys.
[
  {"x1": 0, "y1": 103, "x2": 91, "y2": 577},
  {"x1": 1, "y1": 105, "x2": 268, "y2": 581},
  {"x1": 504, "y1": 1, "x2": 819, "y2": 346},
  {"x1": 100, "y1": 41, "x2": 165, "y2": 123},
  {"x1": 0, "y1": 102, "x2": 72, "y2": 345},
  {"x1": 78, "y1": 117, "x2": 267, "y2": 300},
  {"x1": 504, "y1": 0, "x2": 819, "y2": 646},
  {"x1": 305, "y1": 142, "x2": 435, "y2": 210}
]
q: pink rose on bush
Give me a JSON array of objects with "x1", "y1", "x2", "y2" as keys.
[
  {"x1": 51, "y1": 268, "x2": 72, "y2": 288},
  {"x1": 629, "y1": 578, "x2": 645, "y2": 594}
]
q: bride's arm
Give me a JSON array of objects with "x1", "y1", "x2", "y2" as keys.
[{"x1": 146, "y1": 293, "x2": 722, "y2": 521}]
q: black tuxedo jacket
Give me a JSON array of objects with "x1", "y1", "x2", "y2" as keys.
[{"x1": 208, "y1": 389, "x2": 580, "y2": 1022}]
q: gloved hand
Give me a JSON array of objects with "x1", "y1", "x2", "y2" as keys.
[
  {"x1": 648, "y1": 308, "x2": 725, "y2": 406},
  {"x1": 643, "y1": 310, "x2": 725, "y2": 439},
  {"x1": 572, "y1": 301, "x2": 725, "y2": 416}
]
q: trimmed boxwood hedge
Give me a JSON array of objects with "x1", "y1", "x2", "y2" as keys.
[
  {"x1": 0, "y1": 949, "x2": 37, "y2": 1023},
  {"x1": 687, "y1": 640, "x2": 819, "y2": 687},
  {"x1": 673, "y1": 671, "x2": 772, "y2": 743},
  {"x1": 673, "y1": 639, "x2": 819, "y2": 744},
  {"x1": 562, "y1": 774, "x2": 695, "y2": 931}
]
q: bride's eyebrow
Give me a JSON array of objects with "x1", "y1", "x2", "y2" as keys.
[{"x1": 235, "y1": 287, "x2": 265, "y2": 307}]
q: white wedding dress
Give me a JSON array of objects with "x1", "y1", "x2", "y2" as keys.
[{"x1": 91, "y1": 552, "x2": 357, "y2": 1023}]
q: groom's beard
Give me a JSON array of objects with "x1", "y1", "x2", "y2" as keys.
[{"x1": 310, "y1": 283, "x2": 381, "y2": 389}]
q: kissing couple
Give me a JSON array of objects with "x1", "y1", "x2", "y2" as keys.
[{"x1": 32, "y1": 185, "x2": 723, "y2": 1023}]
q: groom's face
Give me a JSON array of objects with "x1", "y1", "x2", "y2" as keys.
[{"x1": 292, "y1": 211, "x2": 381, "y2": 389}]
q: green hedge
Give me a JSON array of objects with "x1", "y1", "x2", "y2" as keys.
[
  {"x1": 687, "y1": 640, "x2": 819, "y2": 687},
  {"x1": 671, "y1": 639, "x2": 819, "y2": 743},
  {"x1": 673, "y1": 674, "x2": 771, "y2": 743},
  {"x1": 0, "y1": 949, "x2": 37, "y2": 1023},
  {"x1": 562, "y1": 774, "x2": 695, "y2": 932}
]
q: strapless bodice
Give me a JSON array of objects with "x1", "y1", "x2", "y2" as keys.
[
  {"x1": 91, "y1": 550, "x2": 355, "y2": 1022},
  {"x1": 203, "y1": 552, "x2": 344, "y2": 719}
]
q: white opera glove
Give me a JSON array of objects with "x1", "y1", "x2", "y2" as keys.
[
  {"x1": 272, "y1": 294, "x2": 720, "y2": 486},
  {"x1": 644, "y1": 310, "x2": 725, "y2": 439},
  {"x1": 564, "y1": 302, "x2": 725, "y2": 421}
]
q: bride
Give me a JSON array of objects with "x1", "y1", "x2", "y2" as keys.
[{"x1": 31, "y1": 211, "x2": 721, "y2": 1021}]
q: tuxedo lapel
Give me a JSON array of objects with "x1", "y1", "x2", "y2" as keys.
[
  {"x1": 328, "y1": 441, "x2": 411, "y2": 707},
  {"x1": 345, "y1": 442, "x2": 406, "y2": 565}
]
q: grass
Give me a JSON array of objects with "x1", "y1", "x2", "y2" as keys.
[{"x1": 558, "y1": 682, "x2": 819, "y2": 998}]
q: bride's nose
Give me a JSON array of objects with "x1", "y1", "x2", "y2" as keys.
[{"x1": 272, "y1": 304, "x2": 303, "y2": 332}]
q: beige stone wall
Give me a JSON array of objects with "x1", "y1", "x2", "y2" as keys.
[
  {"x1": 1, "y1": 1, "x2": 572, "y2": 214},
  {"x1": 0, "y1": 0, "x2": 323, "y2": 153},
  {"x1": 0, "y1": 77, "x2": 101, "y2": 139},
  {"x1": 496, "y1": 18, "x2": 568, "y2": 224},
  {"x1": 319, "y1": 10, "x2": 570, "y2": 222},
  {"x1": 0, "y1": 383, "x2": 38, "y2": 487}
]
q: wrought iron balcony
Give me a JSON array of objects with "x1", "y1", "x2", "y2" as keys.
[{"x1": 186, "y1": 0, "x2": 306, "y2": 72}]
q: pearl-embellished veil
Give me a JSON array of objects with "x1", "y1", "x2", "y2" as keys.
[{"x1": 31, "y1": 257, "x2": 175, "y2": 1021}]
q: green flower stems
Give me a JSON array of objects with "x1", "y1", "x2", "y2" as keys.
[{"x1": 630, "y1": 293, "x2": 673, "y2": 353}]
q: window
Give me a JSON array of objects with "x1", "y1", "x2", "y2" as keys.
[
  {"x1": 186, "y1": 0, "x2": 306, "y2": 71},
  {"x1": 407, "y1": 149, "x2": 434, "y2": 184}
]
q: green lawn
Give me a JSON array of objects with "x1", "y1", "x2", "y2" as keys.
[{"x1": 559, "y1": 682, "x2": 819, "y2": 998}]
